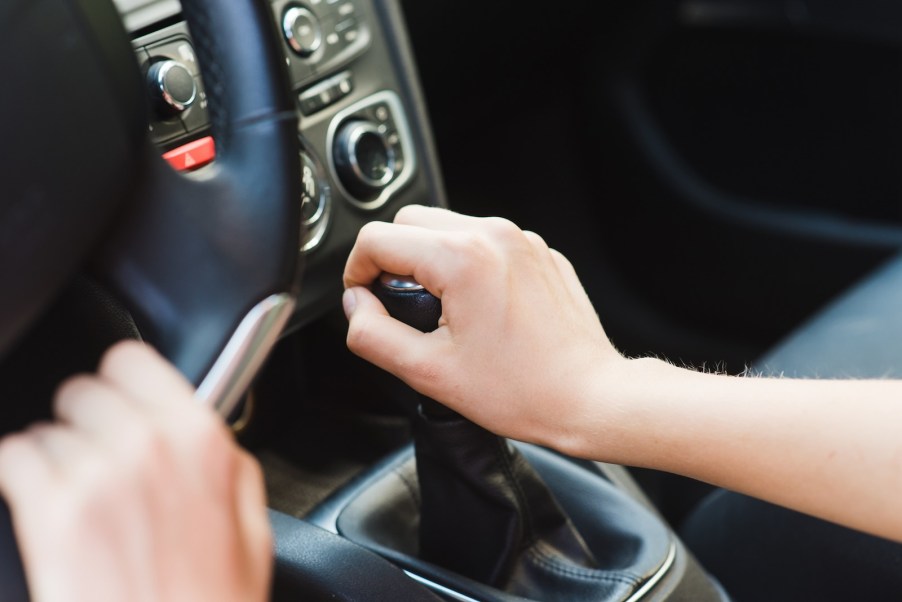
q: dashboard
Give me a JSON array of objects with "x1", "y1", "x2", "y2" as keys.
[{"x1": 118, "y1": 0, "x2": 445, "y2": 326}]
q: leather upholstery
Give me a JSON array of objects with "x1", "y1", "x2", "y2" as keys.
[
  {"x1": 757, "y1": 253, "x2": 902, "y2": 378},
  {"x1": 414, "y1": 413, "x2": 597, "y2": 589},
  {"x1": 334, "y1": 443, "x2": 674, "y2": 602}
]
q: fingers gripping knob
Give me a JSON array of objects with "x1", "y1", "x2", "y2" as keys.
[
  {"x1": 372, "y1": 273, "x2": 442, "y2": 334},
  {"x1": 371, "y1": 273, "x2": 454, "y2": 419}
]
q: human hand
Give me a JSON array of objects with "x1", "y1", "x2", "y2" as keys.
[
  {"x1": 0, "y1": 341, "x2": 271, "y2": 602},
  {"x1": 343, "y1": 205, "x2": 624, "y2": 451}
]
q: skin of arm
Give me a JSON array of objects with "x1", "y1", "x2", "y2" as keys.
[
  {"x1": 343, "y1": 204, "x2": 902, "y2": 544},
  {"x1": 0, "y1": 341, "x2": 272, "y2": 602}
]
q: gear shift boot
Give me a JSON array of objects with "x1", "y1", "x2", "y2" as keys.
[
  {"x1": 311, "y1": 442, "x2": 688, "y2": 602},
  {"x1": 415, "y1": 410, "x2": 597, "y2": 588}
]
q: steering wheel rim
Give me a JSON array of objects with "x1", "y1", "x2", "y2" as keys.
[
  {"x1": 2, "y1": 0, "x2": 302, "y2": 409},
  {"x1": 0, "y1": 0, "x2": 303, "y2": 595}
]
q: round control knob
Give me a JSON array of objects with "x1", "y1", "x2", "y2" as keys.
[
  {"x1": 282, "y1": 5, "x2": 322, "y2": 58},
  {"x1": 300, "y1": 151, "x2": 327, "y2": 226},
  {"x1": 333, "y1": 121, "x2": 397, "y2": 199},
  {"x1": 147, "y1": 60, "x2": 197, "y2": 119}
]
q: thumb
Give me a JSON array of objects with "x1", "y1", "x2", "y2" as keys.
[{"x1": 343, "y1": 287, "x2": 446, "y2": 390}]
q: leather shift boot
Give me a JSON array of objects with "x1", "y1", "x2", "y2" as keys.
[{"x1": 414, "y1": 411, "x2": 598, "y2": 591}]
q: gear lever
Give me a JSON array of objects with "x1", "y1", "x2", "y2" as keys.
[{"x1": 373, "y1": 274, "x2": 597, "y2": 592}]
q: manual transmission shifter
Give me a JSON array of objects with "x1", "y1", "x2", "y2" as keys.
[{"x1": 373, "y1": 274, "x2": 598, "y2": 593}]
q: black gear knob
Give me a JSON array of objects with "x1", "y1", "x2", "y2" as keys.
[
  {"x1": 372, "y1": 273, "x2": 442, "y2": 334},
  {"x1": 371, "y1": 273, "x2": 454, "y2": 419}
]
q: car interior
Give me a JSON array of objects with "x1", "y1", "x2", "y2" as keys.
[{"x1": 3, "y1": 0, "x2": 902, "y2": 599}]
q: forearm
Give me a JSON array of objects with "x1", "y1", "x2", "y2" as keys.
[
  {"x1": 574, "y1": 357, "x2": 902, "y2": 541},
  {"x1": 341, "y1": 207, "x2": 902, "y2": 542}
]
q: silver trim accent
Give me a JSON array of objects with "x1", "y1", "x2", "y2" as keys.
[
  {"x1": 379, "y1": 273, "x2": 423, "y2": 291},
  {"x1": 155, "y1": 60, "x2": 197, "y2": 112},
  {"x1": 402, "y1": 540, "x2": 677, "y2": 602},
  {"x1": 300, "y1": 152, "x2": 327, "y2": 227},
  {"x1": 282, "y1": 6, "x2": 323, "y2": 57},
  {"x1": 301, "y1": 191, "x2": 330, "y2": 253},
  {"x1": 339, "y1": 122, "x2": 397, "y2": 188},
  {"x1": 195, "y1": 294, "x2": 296, "y2": 417},
  {"x1": 299, "y1": 147, "x2": 332, "y2": 253},
  {"x1": 403, "y1": 572, "x2": 481, "y2": 602},
  {"x1": 327, "y1": 91, "x2": 418, "y2": 211},
  {"x1": 624, "y1": 541, "x2": 678, "y2": 602}
]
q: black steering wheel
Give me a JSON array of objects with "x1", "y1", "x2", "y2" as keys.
[{"x1": 0, "y1": 0, "x2": 302, "y2": 595}]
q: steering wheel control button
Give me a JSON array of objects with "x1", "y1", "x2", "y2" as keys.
[
  {"x1": 334, "y1": 121, "x2": 396, "y2": 198},
  {"x1": 283, "y1": 5, "x2": 323, "y2": 58},
  {"x1": 298, "y1": 71, "x2": 353, "y2": 116},
  {"x1": 148, "y1": 59, "x2": 198, "y2": 118},
  {"x1": 163, "y1": 136, "x2": 216, "y2": 172}
]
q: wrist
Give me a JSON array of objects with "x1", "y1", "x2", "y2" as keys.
[{"x1": 560, "y1": 356, "x2": 691, "y2": 465}]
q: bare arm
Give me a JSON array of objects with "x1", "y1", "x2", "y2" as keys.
[
  {"x1": 343, "y1": 205, "x2": 902, "y2": 543},
  {"x1": 577, "y1": 358, "x2": 902, "y2": 541}
]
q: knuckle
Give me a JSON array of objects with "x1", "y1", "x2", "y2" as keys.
[
  {"x1": 345, "y1": 313, "x2": 370, "y2": 354},
  {"x1": 393, "y1": 204, "x2": 420, "y2": 224},
  {"x1": 355, "y1": 220, "x2": 387, "y2": 247},
  {"x1": 523, "y1": 230, "x2": 549, "y2": 249},
  {"x1": 438, "y1": 231, "x2": 505, "y2": 288},
  {"x1": 448, "y1": 230, "x2": 488, "y2": 261},
  {"x1": 550, "y1": 247, "x2": 571, "y2": 264},
  {"x1": 0, "y1": 433, "x2": 31, "y2": 465},
  {"x1": 482, "y1": 216, "x2": 521, "y2": 241},
  {"x1": 98, "y1": 340, "x2": 145, "y2": 376},
  {"x1": 53, "y1": 375, "x2": 94, "y2": 412}
]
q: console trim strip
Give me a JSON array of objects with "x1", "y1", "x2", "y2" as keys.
[
  {"x1": 326, "y1": 90, "x2": 417, "y2": 210},
  {"x1": 403, "y1": 572, "x2": 481, "y2": 602},
  {"x1": 401, "y1": 540, "x2": 677, "y2": 602},
  {"x1": 625, "y1": 541, "x2": 677, "y2": 602}
]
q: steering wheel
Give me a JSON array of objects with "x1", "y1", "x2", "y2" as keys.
[{"x1": 0, "y1": 0, "x2": 302, "y2": 595}]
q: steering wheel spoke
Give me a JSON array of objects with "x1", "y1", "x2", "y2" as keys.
[
  {"x1": 99, "y1": 132, "x2": 301, "y2": 414},
  {"x1": 95, "y1": 0, "x2": 302, "y2": 412}
]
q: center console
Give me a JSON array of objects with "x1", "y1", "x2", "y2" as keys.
[{"x1": 115, "y1": 1, "x2": 728, "y2": 600}]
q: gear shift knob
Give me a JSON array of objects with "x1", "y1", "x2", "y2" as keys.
[
  {"x1": 372, "y1": 274, "x2": 454, "y2": 419},
  {"x1": 372, "y1": 274, "x2": 442, "y2": 334}
]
